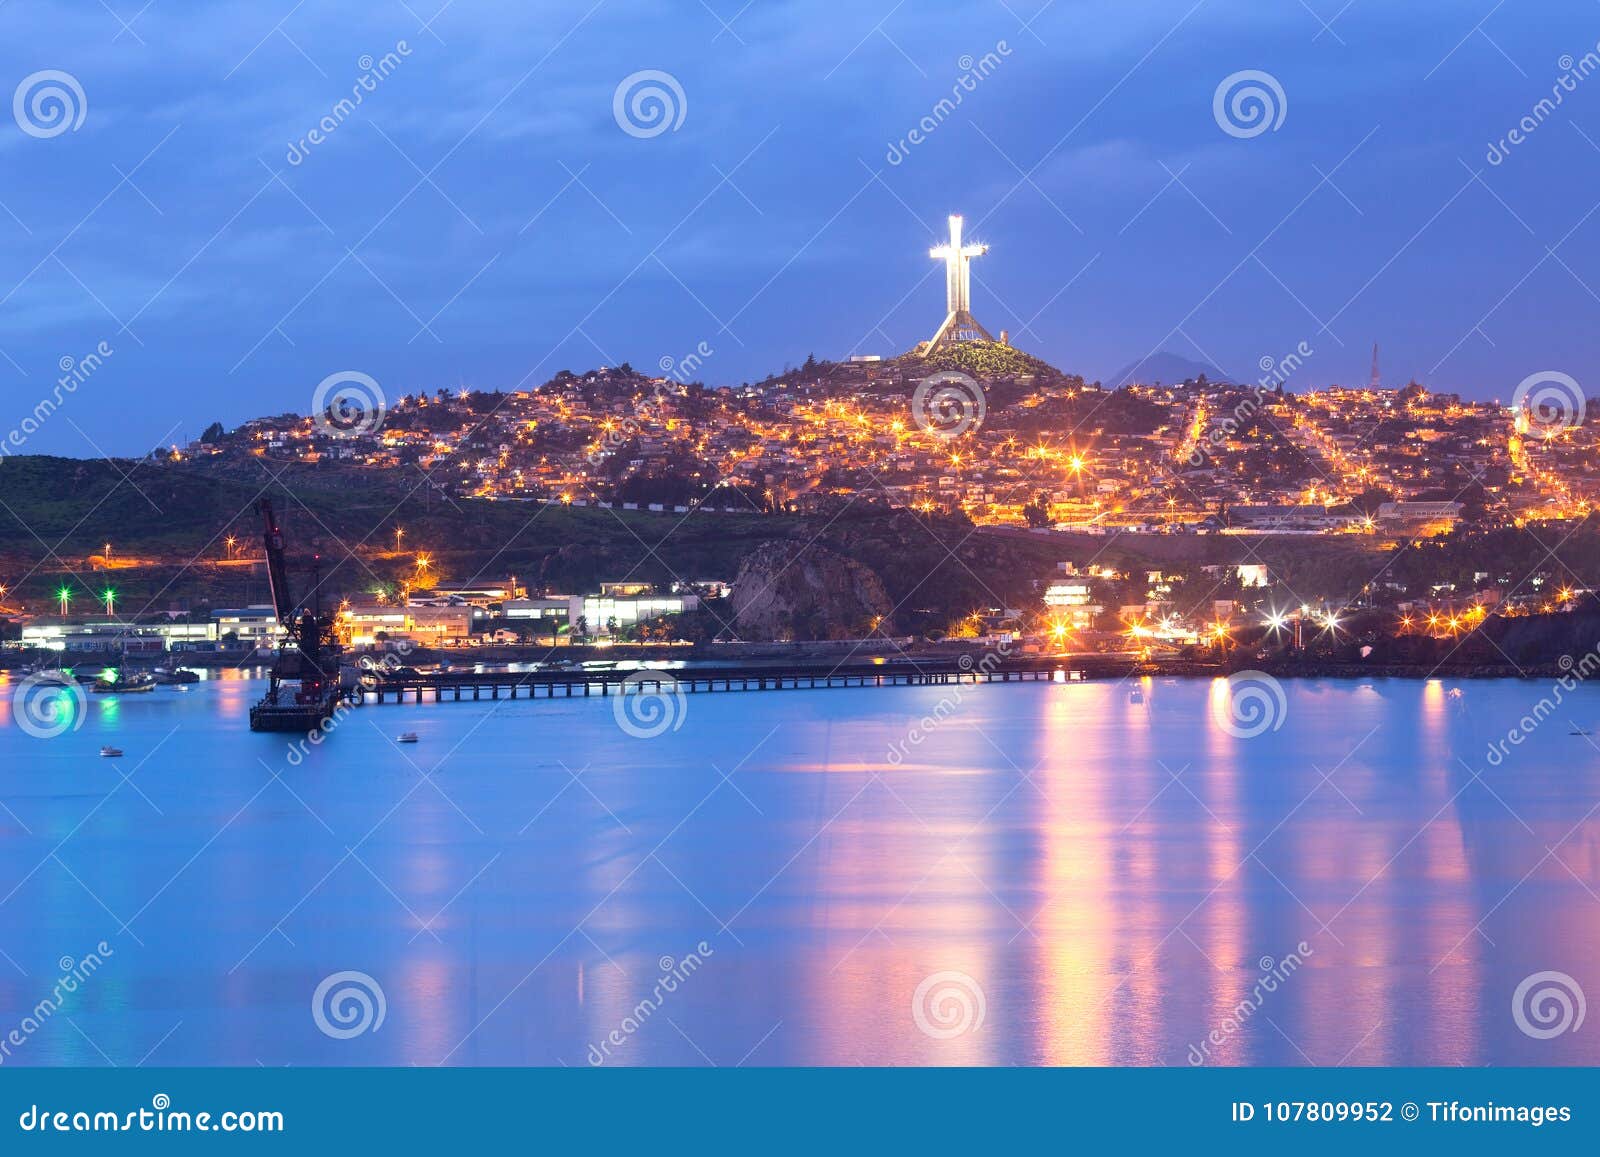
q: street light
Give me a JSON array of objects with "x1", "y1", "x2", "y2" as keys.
[{"x1": 57, "y1": 586, "x2": 71, "y2": 616}]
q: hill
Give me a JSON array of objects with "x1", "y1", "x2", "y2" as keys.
[
  {"x1": 893, "y1": 340, "x2": 1066, "y2": 381},
  {"x1": 0, "y1": 455, "x2": 1085, "y2": 634}
]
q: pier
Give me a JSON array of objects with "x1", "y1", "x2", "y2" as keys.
[{"x1": 355, "y1": 657, "x2": 1137, "y2": 705}]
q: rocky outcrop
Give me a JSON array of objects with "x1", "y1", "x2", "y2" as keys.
[{"x1": 731, "y1": 540, "x2": 893, "y2": 641}]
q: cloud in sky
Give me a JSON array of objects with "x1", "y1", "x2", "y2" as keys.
[{"x1": 0, "y1": 0, "x2": 1597, "y2": 453}]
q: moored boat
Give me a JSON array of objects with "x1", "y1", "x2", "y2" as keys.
[
  {"x1": 26, "y1": 667, "x2": 76, "y2": 687},
  {"x1": 91, "y1": 672, "x2": 157, "y2": 694},
  {"x1": 152, "y1": 666, "x2": 200, "y2": 684},
  {"x1": 248, "y1": 499, "x2": 349, "y2": 734}
]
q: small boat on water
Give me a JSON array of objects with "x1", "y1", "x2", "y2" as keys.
[
  {"x1": 99, "y1": 746, "x2": 123, "y2": 758},
  {"x1": 151, "y1": 666, "x2": 200, "y2": 684},
  {"x1": 1572, "y1": 727, "x2": 1592, "y2": 737},
  {"x1": 398, "y1": 732, "x2": 419, "y2": 744},
  {"x1": 91, "y1": 672, "x2": 157, "y2": 695},
  {"x1": 23, "y1": 667, "x2": 78, "y2": 687}
]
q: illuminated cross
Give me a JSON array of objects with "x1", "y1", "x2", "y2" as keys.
[
  {"x1": 925, "y1": 214, "x2": 994, "y2": 349},
  {"x1": 931, "y1": 215, "x2": 985, "y2": 314}
]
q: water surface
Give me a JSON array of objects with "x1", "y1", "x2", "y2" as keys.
[{"x1": 1, "y1": 671, "x2": 1596, "y2": 1066}]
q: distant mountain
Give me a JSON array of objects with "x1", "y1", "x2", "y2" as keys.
[{"x1": 1108, "y1": 351, "x2": 1233, "y2": 387}]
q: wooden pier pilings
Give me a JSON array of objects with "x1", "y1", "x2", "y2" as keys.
[{"x1": 355, "y1": 658, "x2": 1116, "y2": 706}]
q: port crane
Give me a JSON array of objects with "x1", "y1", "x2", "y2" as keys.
[{"x1": 248, "y1": 498, "x2": 347, "y2": 732}]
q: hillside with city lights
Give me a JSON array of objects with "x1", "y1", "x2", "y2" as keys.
[
  {"x1": 3, "y1": 205, "x2": 1596, "y2": 668},
  {"x1": 3, "y1": 341, "x2": 1599, "y2": 672}
]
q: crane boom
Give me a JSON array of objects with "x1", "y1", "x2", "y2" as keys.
[
  {"x1": 248, "y1": 498, "x2": 347, "y2": 732},
  {"x1": 258, "y1": 498, "x2": 296, "y2": 626}
]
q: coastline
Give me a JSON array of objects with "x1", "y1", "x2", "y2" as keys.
[{"x1": 2, "y1": 643, "x2": 1569, "y2": 683}]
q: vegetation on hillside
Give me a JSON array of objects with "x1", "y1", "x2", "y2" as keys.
[{"x1": 899, "y1": 339, "x2": 1065, "y2": 381}]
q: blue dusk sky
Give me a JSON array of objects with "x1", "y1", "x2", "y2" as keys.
[{"x1": 1, "y1": 0, "x2": 1597, "y2": 455}]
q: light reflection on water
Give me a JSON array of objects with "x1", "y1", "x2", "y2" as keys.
[{"x1": 0, "y1": 671, "x2": 1597, "y2": 1066}]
